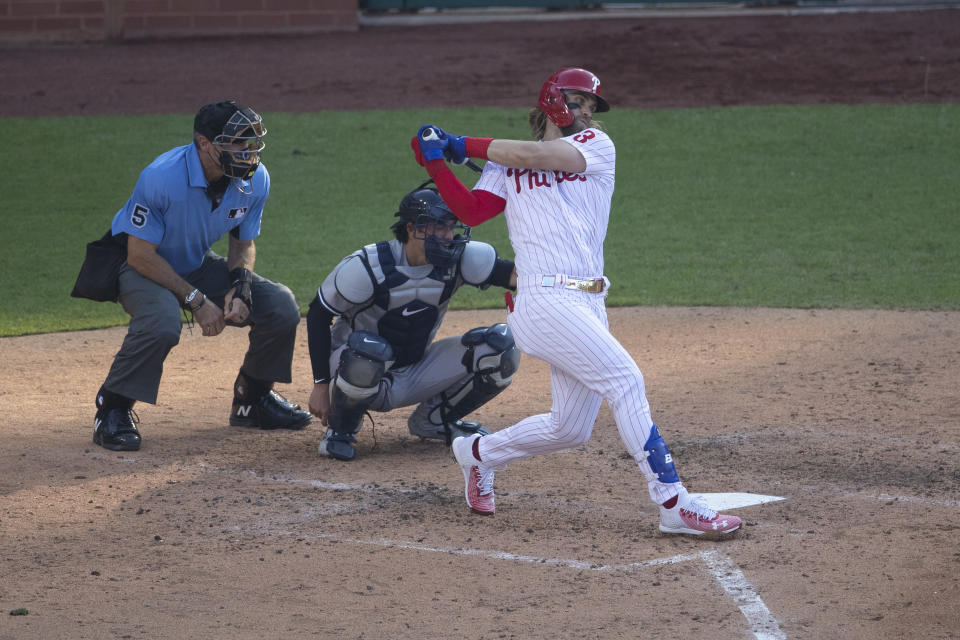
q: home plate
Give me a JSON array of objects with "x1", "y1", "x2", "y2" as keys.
[{"x1": 696, "y1": 493, "x2": 785, "y2": 511}]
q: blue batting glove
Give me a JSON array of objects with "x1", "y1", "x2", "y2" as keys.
[
  {"x1": 417, "y1": 124, "x2": 449, "y2": 162},
  {"x1": 444, "y1": 134, "x2": 468, "y2": 165}
]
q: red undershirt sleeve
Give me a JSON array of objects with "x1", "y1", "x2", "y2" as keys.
[{"x1": 426, "y1": 159, "x2": 506, "y2": 226}]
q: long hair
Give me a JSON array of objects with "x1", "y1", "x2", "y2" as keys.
[{"x1": 528, "y1": 108, "x2": 549, "y2": 141}]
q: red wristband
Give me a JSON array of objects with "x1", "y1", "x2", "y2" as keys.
[{"x1": 465, "y1": 137, "x2": 493, "y2": 160}]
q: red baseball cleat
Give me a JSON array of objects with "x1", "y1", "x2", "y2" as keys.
[
  {"x1": 659, "y1": 490, "x2": 742, "y2": 537},
  {"x1": 452, "y1": 434, "x2": 496, "y2": 515}
]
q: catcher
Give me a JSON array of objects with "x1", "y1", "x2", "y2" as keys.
[{"x1": 306, "y1": 184, "x2": 519, "y2": 461}]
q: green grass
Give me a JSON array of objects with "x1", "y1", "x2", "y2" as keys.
[
  {"x1": 2, "y1": 104, "x2": 958, "y2": 336},
  {"x1": 613, "y1": 105, "x2": 960, "y2": 307}
]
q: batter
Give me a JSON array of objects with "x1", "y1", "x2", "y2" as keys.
[{"x1": 412, "y1": 68, "x2": 743, "y2": 537}]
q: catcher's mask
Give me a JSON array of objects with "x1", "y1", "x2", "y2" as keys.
[
  {"x1": 194, "y1": 100, "x2": 267, "y2": 188},
  {"x1": 537, "y1": 67, "x2": 610, "y2": 129},
  {"x1": 392, "y1": 185, "x2": 471, "y2": 269}
]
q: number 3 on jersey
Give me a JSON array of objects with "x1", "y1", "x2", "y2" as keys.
[
  {"x1": 573, "y1": 130, "x2": 595, "y2": 144},
  {"x1": 131, "y1": 203, "x2": 149, "y2": 227}
]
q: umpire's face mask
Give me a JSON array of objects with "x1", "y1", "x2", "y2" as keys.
[
  {"x1": 215, "y1": 138, "x2": 264, "y2": 181},
  {"x1": 213, "y1": 109, "x2": 267, "y2": 185}
]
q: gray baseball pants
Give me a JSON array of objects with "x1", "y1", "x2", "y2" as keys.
[{"x1": 329, "y1": 334, "x2": 497, "y2": 412}]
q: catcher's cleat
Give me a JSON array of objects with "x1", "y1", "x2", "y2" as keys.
[
  {"x1": 407, "y1": 404, "x2": 491, "y2": 443},
  {"x1": 230, "y1": 391, "x2": 311, "y2": 430},
  {"x1": 317, "y1": 428, "x2": 357, "y2": 461},
  {"x1": 452, "y1": 434, "x2": 496, "y2": 515},
  {"x1": 659, "y1": 489, "x2": 742, "y2": 538},
  {"x1": 93, "y1": 408, "x2": 141, "y2": 451}
]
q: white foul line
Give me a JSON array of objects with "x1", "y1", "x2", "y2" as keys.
[
  {"x1": 700, "y1": 549, "x2": 788, "y2": 640},
  {"x1": 335, "y1": 536, "x2": 785, "y2": 639}
]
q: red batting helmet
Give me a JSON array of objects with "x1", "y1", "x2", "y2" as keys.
[{"x1": 537, "y1": 67, "x2": 610, "y2": 128}]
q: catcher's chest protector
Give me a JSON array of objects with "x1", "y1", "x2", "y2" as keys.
[{"x1": 355, "y1": 241, "x2": 461, "y2": 367}]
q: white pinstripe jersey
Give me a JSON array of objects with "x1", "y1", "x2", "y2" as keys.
[{"x1": 473, "y1": 128, "x2": 615, "y2": 278}]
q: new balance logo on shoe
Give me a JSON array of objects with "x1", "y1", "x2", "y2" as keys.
[{"x1": 230, "y1": 393, "x2": 311, "y2": 431}]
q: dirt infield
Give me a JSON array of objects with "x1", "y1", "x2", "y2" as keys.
[{"x1": 2, "y1": 9, "x2": 960, "y2": 640}]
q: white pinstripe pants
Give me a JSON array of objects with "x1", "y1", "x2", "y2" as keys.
[{"x1": 476, "y1": 282, "x2": 683, "y2": 504}]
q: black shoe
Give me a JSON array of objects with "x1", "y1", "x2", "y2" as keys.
[
  {"x1": 93, "y1": 408, "x2": 141, "y2": 451},
  {"x1": 268, "y1": 390, "x2": 301, "y2": 412},
  {"x1": 230, "y1": 390, "x2": 311, "y2": 430}
]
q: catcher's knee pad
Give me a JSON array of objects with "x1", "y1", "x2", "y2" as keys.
[
  {"x1": 425, "y1": 324, "x2": 521, "y2": 427},
  {"x1": 338, "y1": 331, "x2": 394, "y2": 394},
  {"x1": 329, "y1": 331, "x2": 395, "y2": 435},
  {"x1": 461, "y1": 323, "x2": 521, "y2": 385},
  {"x1": 642, "y1": 424, "x2": 680, "y2": 484}
]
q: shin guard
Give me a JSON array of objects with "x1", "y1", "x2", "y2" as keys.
[{"x1": 642, "y1": 424, "x2": 680, "y2": 484}]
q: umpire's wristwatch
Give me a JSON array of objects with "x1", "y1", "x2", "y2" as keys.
[{"x1": 183, "y1": 288, "x2": 204, "y2": 311}]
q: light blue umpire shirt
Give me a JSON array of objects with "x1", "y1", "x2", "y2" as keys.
[{"x1": 111, "y1": 143, "x2": 268, "y2": 276}]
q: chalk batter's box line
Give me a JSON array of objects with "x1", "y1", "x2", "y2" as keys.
[{"x1": 320, "y1": 535, "x2": 787, "y2": 640}]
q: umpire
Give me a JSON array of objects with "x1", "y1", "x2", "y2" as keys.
[{"x1": 89, "y1": 100, "x2": 310, "y2": 451}]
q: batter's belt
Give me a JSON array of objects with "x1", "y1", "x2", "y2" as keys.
[{"x1": 519, "y1": 274, "x2": 609, "y2": 293}]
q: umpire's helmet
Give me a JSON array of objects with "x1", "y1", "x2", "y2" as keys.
[
  {"x1": 392, "y1": 187, "x2": 471, "y2": 269},
  {"x1": 538, "y1": 67, "x2": 610, "y2": 129}
]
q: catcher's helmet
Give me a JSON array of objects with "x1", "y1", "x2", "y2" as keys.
[
  {"x1": 537, "y1": 67, "x2": 610, "y2": 129},
  {"x1": 393, "y1": 187, "x2": 471, "y2": 269},
  {"x1": 194, "y1": 100, "x2": 267, "y2": 181}
]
